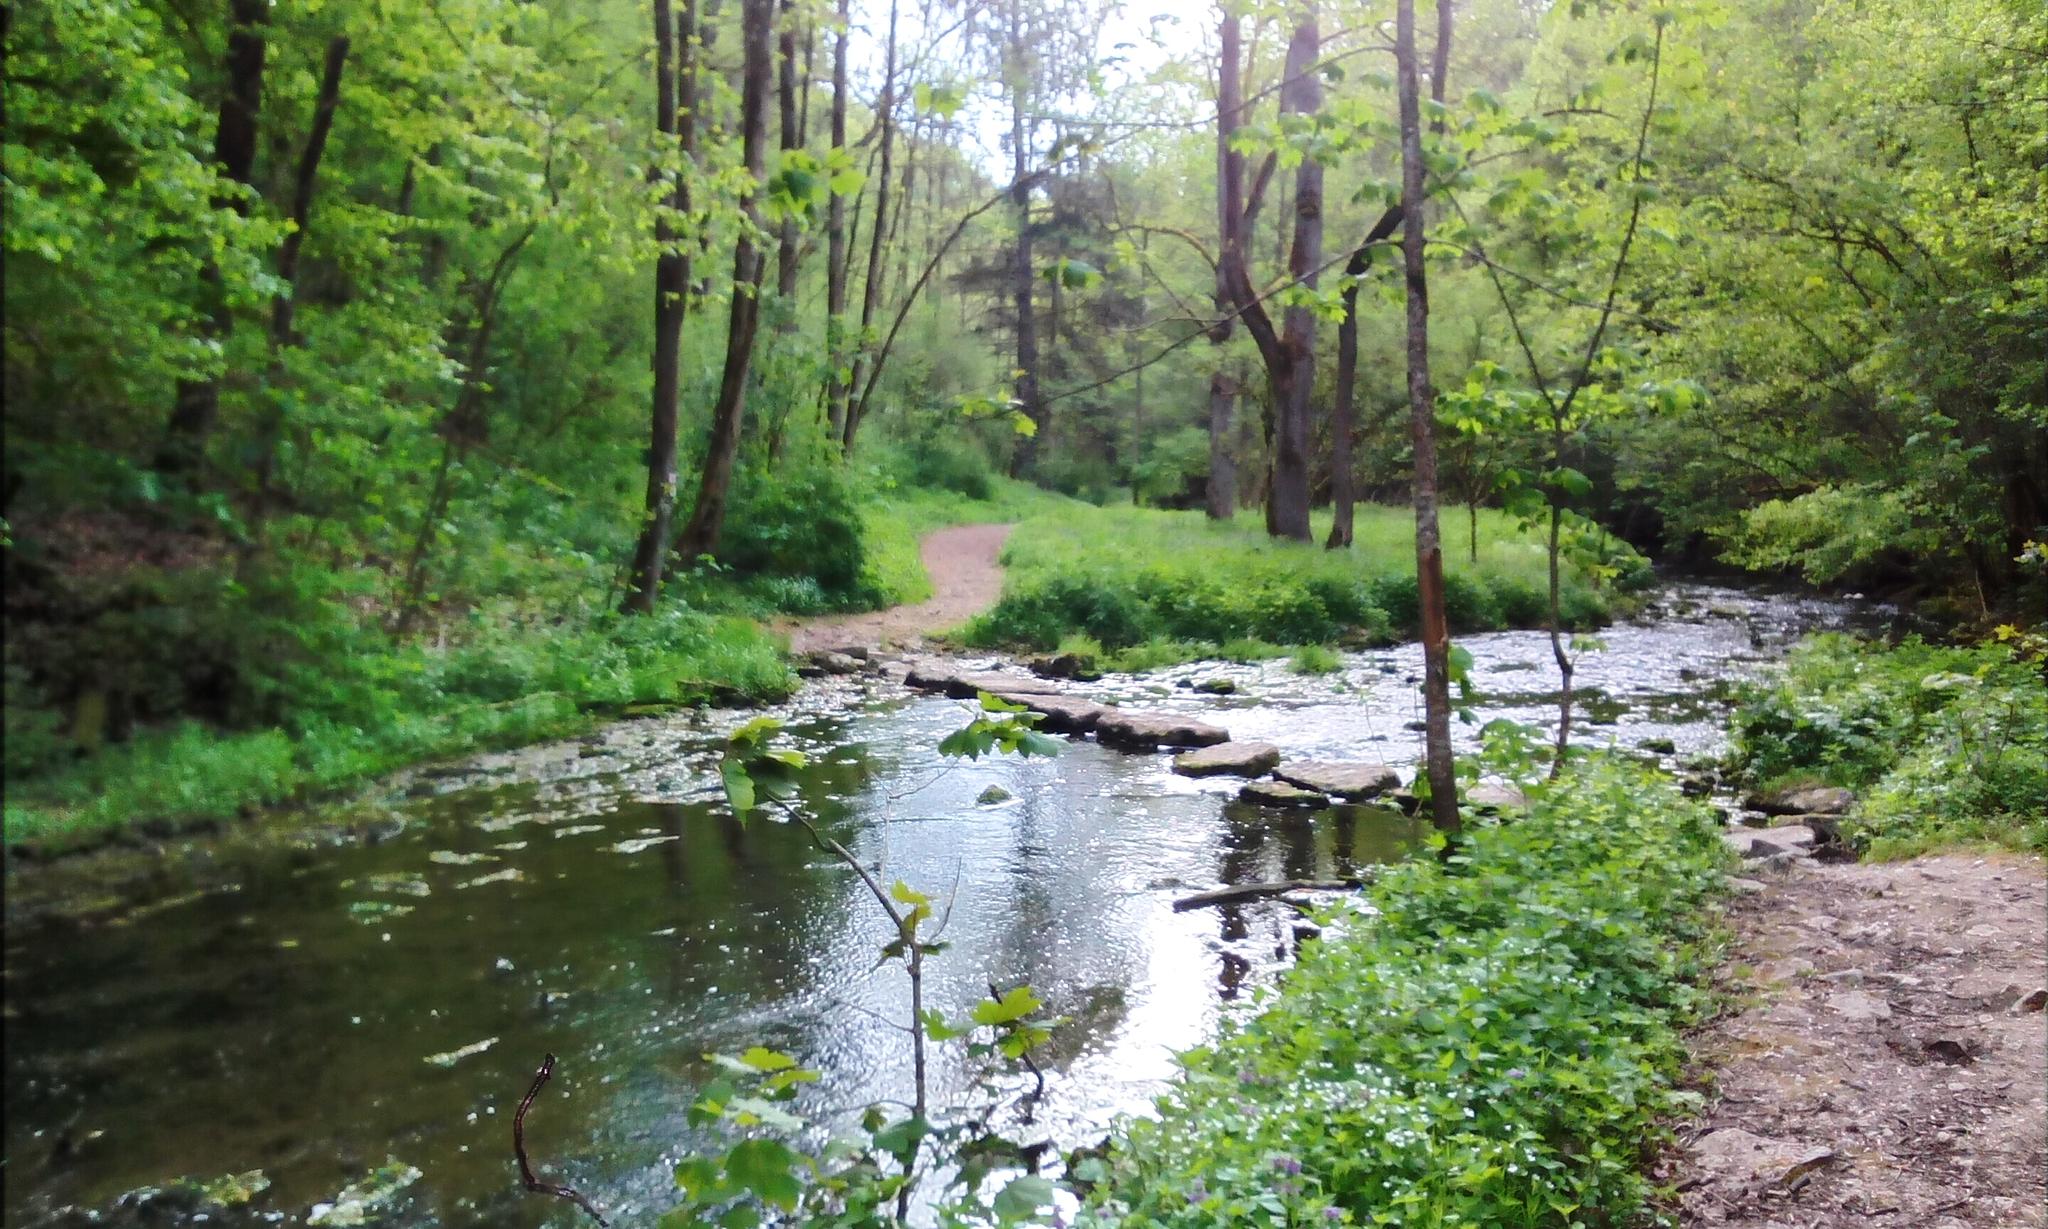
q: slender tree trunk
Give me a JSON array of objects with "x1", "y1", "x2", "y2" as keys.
[
  {"x1": 1267, "y1": 5, "x2": 1322, "y2": 542},
  {"x1": 1397, "y1": 0, "x2": 1459, "y2": 835},
  {"x1": 823, "y1": 0, "x2": 850, "y2": 442},
  {"x1": 839, "y1": 0, "x2": 898, "y2": 452},
  {"x1": 675, "y1": 0, "x2": 775, "y2": 561},
  {"x1": 159, "y1": 0, "x2": 269, "y2": 478},
  {"x1": 1005, "y1": 0, "x2": 1043, "y2": 477},
  {"x1": 625, "y1": 0, "x2": 696, "y2": 612},
  {"x1": 773, "y1": 0, "x2": 802, "y2": 329},
  {"x1": 1206, "y1": 372, "x2": 1238, "y2": 519},
  {"x1": 252, "y1": 35, "x2": 349, "y2": 511}
]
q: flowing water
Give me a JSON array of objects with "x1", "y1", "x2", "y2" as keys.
[{"x1": 1, "y1": 580, "x2": 1873, "y2": 1227}]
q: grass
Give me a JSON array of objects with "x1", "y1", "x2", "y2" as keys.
[
  {"x1": 960, "y1": 503, "x2": 1648, "y2": 663},
  {"x1": 3, "y1": 609, "x2": 792, "y2": 850},
  {"x1": 859, "y1": 477, "x2": 1079, "y2": 607}
]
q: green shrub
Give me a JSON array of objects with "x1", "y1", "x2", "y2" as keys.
[
  {"x1": 1729, "y1": 634, "x2": 2047, "y2": 855},
  {"x1": 716, "y1": 463, "x2": 870, "y2": 600},
  {"x1": 1289, "y1": 644, "x2": 1343, "y2": 675},
  {"x1": 1080, "y1": 760, "x2": 1726, "y2": 1228}
]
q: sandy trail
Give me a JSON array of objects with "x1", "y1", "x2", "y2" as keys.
[
  {"x1": 1669, "y1": 852, "x2": 2046, "y2": 1228},
  {"x1": 783, "y1": 522, "x2": 1014, "y2": 654}
]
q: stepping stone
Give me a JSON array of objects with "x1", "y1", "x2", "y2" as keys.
[
  {"x1": 1095, "y1": 711, "x2": 1229, "y2": 750},
  {"x1": 1172, "y1": 741, "x2": 1281, "y2": 778},
  {"x1": 996, "y1": 692, "x2": 1108, "y2": 734},
  {"x1": 1238, "y1": 780, "x2": 1328, "y2": 808},
  {"x1": 1273, "y1": 760, "x2": 1401, "y2": 800},
  {"x1": 904, "y1": 662, "x2": 1062, "y2": 699}
]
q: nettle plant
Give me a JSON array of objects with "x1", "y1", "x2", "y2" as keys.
[{"x1": 659, "y1": 699, "x2": 1068, "y2": 1227}]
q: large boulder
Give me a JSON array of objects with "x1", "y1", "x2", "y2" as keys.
[
  {"x1": 1238, "y1": 780, "x2": 1328, "y2": 808},
  {"x1": 1464, "y1": 783, "x2": 1528, "y2": 812},
  {"x1": 1723, "y1": 824, "x2": 1818, "y2": 859},
  {"x1": 1748, "y1": 785, "x2": 1855, "y2": 816},
  {"x1": 1172, "y1": 741, "x2": 1281, "y2": 778},
  {"x1": 1273, "y1": 760, "x2": 1401, "y2": 800},
  {"x1": 995, "y1": 692, "x2": 1108, "y2": 734},
  {"x1": 1095, "y1": 711, "x2": 1230, "y2": 750}
]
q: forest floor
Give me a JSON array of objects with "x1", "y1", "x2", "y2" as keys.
[
  {"x1": 1667, "y1": 851, "x2": 2046, "y2": 1228},
  {"x1": 783, "y1": 522, "x2": 1014, "y2": 653}
]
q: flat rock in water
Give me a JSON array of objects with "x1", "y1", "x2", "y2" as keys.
[
  {"x1": 1273, "y1": 760, "x2": 1401, "y2": 799},
  {"x1": 1689, "y1": 1128, "x2": 1834, "y2": 1187},
  {"x1": 1173, "y1": 741, "x2": 1281, "y2": 778},
  {"x1": 1238, "y1": 780, "x2": 1328, "y2": 808},
  {"x1": 1749, "y1": 785, "x2": 1855, "y2": 816},
  {"x1": 995, "y1": 691, "x2": 1107, "y2": 733},
  {"x1": 905, "y1": 662, "x2": 1063, "y2": 699},
  {"x1": 1095, "y1": 711, "x2": 1229, "y2": 750}
]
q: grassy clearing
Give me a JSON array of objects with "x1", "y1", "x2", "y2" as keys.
[
  {"x1": 1728, "y1": 633, "x2": 2048, "y2": 857},
  {"x1": 858, "y1": 478, "x2": 1080, "y2": 608},
  {"x1": 1079, "y1": 759, "x2": 1727, "y2": 1226},
  {"x1": 3, "y1": 609, "x2": 791, "y2": 850},
  {"x1": 960, "y1": 503, "x2": 1648, "y2": 662}
]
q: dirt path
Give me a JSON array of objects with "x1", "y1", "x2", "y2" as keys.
[
  {"x1": 1668, "y1": 852, "x2": 2046, "y2": 1228},
  {"x1": 783, "y1": 522, "x2": 1015, "y2": 654}
]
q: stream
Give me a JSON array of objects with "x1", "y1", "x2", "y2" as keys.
[{"x1": 1, "y1": 580, "x2": 1875, "y2": 1227}]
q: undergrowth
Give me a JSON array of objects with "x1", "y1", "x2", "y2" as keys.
[
  {"x1": 1728, "y1": 633, "x2": 2048, "y2": 857},
  {"x1": 1078, "y1": 757, "x2": 1729, "y2": 1228}
]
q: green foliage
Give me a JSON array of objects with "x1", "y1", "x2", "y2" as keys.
[
  {"x1": 1729, "y1": 634, "x2": 2048, "y2": 856},
  {"x1": 714, "y1": 462, "x2": 875, "y2": 607},
  {"x1": 963, "y1": 505, "x2": 1631, "y2": 656},
  {"x1": 1078, "y1": 760, "x2": 1728, "y2": 1229},
  {"x1": 1288, "y1": 645, "x2": 1342, "y2": 676},
  {"x1": 5, "y1": 606, "x2": 792, "y2": 847}
]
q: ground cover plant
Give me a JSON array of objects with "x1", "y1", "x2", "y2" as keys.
[
  {"x1": 962, "y1": 504, "x2": 1647, "y2": 660},
  {"x1": 1075, "y1": 755, "x2": 1729, "y2": 1228},
  {"x1": 1728, "y1": 633, "x2": 2048, "y2": 857}
]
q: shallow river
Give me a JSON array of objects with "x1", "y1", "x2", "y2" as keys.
[{"x1": 1, "y1": 580, "x2": 1868, "y2": 1226}]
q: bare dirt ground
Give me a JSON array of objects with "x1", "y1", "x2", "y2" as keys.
[
  {"x1": 1667, "y1": 852, "x2": 2047, "y2": 1228},
  {"x1": 782, "y1": 522, "x2": 1014, "y2": 654}
]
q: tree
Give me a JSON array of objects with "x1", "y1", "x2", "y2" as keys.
[
  {"x1": 676, "y1": 0, "x2": 778, "y2": 562},
  {"x1": 1397, "y1": 0, "x2": 1459, "y2": 834},
  {"x1": 624, "y1": 0, "x2": 703, "y2": 613}
]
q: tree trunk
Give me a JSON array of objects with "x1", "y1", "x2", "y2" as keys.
[
  {"x1": 252, "y1": 35, "x2": 349, "y2": 511},
  {"x1": 839, "y1": 0, "x2": 898, "y2": 452},
  {"x1": 1269, "y1": 4, "x2": 1322, "y2": 542},
  {"x1": 772, "y1": 0, "x2": 801, "y2": 328},
  {"x1": 625, "y1": 0, "x2": 697, "y2": 612},
  {"x1": 1397, "y1": 0, "x2": 1459, "y2": 836},
  {"x1": 674, "y1": 0, "x2": 775, "y2": 562},
  {"x1": 823, "y1": 0, "x2": 850, "y2": 442},
  {"x1": 1206, "y1": 371, "x2": 1238, "y2": 520},
  {"x1": 1005, "y1": 0, "x2": 1043, "y2": 477},
  {"x1": 159, "y1": 0, "x2": 269, "y2": 479}
]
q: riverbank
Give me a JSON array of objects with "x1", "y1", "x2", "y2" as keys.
[
  {"x1": 1667, "y1": 850, "x2": 2046, "y2": 1228},
  {"x1": 959, "y1": 503, "x2": 1650, "y2": 667},
  {"x1": 0, "y1": 483, "x2": 1067, "y2": 857}
]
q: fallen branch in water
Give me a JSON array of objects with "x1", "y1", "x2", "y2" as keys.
[
  {"x1": 514, "y1": 1053, "x2": 610, "y2": 1226},
  {"x1": 1172, "y1": 877, "x2": 1373, "y2": 911}
]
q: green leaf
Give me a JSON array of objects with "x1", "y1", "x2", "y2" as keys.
[
  {"x1": 992, "y1": 1174, "x2": 1058, "y2": 1222},
  {"x1": 970, "y1": 985, "x2": 1043, "y2": 1026}
]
